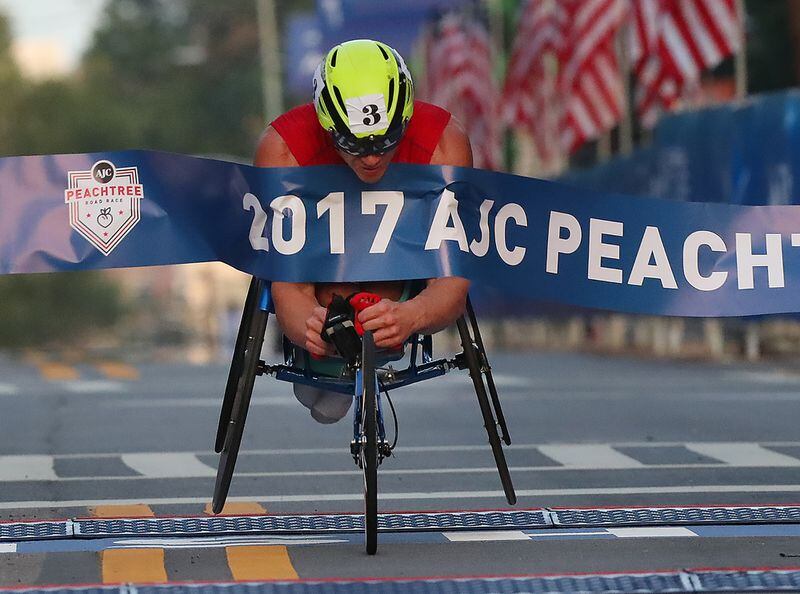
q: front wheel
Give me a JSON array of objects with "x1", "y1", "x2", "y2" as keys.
[
  {"x1": 212, "y1": 286, "x2": 268, "y2": 514},
  {"x1": 215, "y1": 277, "x2": 260, "y2": 453},
  {"x1": 361, "y1": 331, "x2": 378, "y2": 555}
]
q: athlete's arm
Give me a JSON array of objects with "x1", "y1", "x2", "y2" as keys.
[
  {"x1": 254, "y1": 127, "x2": 334, "y2": 356},
  {"x1": 430, "y1": 115, "x2": 474, "y2": 168},
  {"x1": 360, "y1": 116, "x2": 473, "y2": 347}
]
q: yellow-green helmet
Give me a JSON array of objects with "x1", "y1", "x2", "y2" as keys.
[{"x1": 313, "y1": 39, "x2": 414, "y2": 156}]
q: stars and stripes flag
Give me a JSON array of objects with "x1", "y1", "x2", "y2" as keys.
[
  {"x1": 501, "y1": 0, "x2": 565, "y2": 166},
  {"x1": 419, "y1": 9, "x2": 502, "y2": 170},
  {"x1": 502, "y1": 0, "x2": 743, "y2": 162},
  {"x1": 502, "y1": 0, "x2": 628, "y2": 162},
  {"x1": 559, "y1": 0, "x2": 629, "y2": 153},
  {"x1": 631, "y1": 0, "x2": 743, "y2": 127}
]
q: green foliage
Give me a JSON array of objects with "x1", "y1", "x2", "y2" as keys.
[
  {"x1": 79, "y1": 0, "x2": 264, "y2": 157},
  {"x1": 0, "y1": 272, "x2": 126, "y2": 347},
  {"x1": 0, "y1": 0, "x2": 267, "y2": 159}
]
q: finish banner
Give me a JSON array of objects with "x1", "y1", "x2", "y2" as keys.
[{"x1": 1, "y1": 149, "x2": 799, "y2": 317}]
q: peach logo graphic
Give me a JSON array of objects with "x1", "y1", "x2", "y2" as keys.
[{"x1": 64, "y1": 160, "x2": 143, "y2": 255}]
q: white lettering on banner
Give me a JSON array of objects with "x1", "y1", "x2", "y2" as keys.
[
  {"x1": 683, "y1": 231, "x2": 728, "y2": 291},
  {"x1": 495, "y1": 203, "x2": 527, "y2": 266},
  {"x1": 362, "y1": 191, "x2": 404, "y2": 254},
  {"x1": 317, "y1": 192, "x2": 345, "y2": 254},
  {"x1": 470, "y1": 200, "x2": 494, "y2": 257},
  {"x1": 243, "y1": 192, "x2": 269, "y2": 252},
  {"x1": 628, "y1": 226, "x2": 677, "y2": 289},
  {"x1": 270, "y1": 195, "x2": 306, "y2": 255},
  {"x1": 545, "y1": 213, "x2": 798, "y2": 292},
  {"x1": 546, "y1": 212, "x2": 582, "y2": 274},
  {"x1": 588, "y1": 218, "x2": 624, "y2": 284},
  {"x1": 425, "y1": 188, "x2": 469, "y2": 251},
  {"x1": 736, "y1": 233, "x2": 784, "y2": 289}
]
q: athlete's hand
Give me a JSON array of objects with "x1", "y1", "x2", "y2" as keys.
[
  {"x1": 358, "y1": 299, "x2": 418, "y2": 349},
  {"x1": 305, "y1": 306, "x2": 336, "y2": 357}
]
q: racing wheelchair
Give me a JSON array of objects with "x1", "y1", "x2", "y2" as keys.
[{"x1": 212, "y1": 277, "x2": 516, "y2": 555}]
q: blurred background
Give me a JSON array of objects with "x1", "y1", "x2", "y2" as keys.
[{"x1": 0, "y1": 0, "x2": 798, "y2": 363}]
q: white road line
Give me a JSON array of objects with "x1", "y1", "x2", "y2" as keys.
[
  {"x1": 0, "y1": 383, "x2": 18, "y2": 395},
  {"x1": 109, "y1": 535, "x2": 347, "y2": 549},
  {"x1": 1, "y1": 461, "x2": 796, "y2": 482},
  {"x1": 61, "y1": 380, "x2": 125, "y2": 394},
  {"x1": 0, "y1": 455, "x2": 57, "y2": 481},
  {"x1": 725, "y1": 370, "x2": 800, "y2": 384},
  {"x1": 21, "y1": 441, "x2": 800, "y2": 460},
  {"x1": 686, "y1": 443, "x2": 800, "y2": 467},
  {"x1": 8, "y1": 484, "x2": 800, "y2": 508},
  {"x1": 106, "y1": 396, "x2": 297, "y2": 408},
  {"x1": 120, "y1": 453, "x2": 216, "y2": 478},
  {"x1": 430, "y1": 374, "x2": 531, "y2": 388},
  {"x1": 538, "y1": 445, "x2": 644, "y2": 469},
  {"x1": 0, "y1": 543, "x2": 17, "y2": 553},
  {"x1": 607, "y1": 527, "x2": 696, "y2": 538},
  {"x1": 443, "y1": 530, "x2": 530, "y2": 542},
  {"x1": 527, "y1": 529, "x2": 610, "y2": 538}
]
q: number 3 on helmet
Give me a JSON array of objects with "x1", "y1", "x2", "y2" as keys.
[{"x1": 313, "y1": 39, "x2": 415, "y2": 157}]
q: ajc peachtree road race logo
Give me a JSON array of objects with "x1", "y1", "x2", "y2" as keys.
[{"x1": 64, "y1": 160, "x2": 143, "y2": 255}]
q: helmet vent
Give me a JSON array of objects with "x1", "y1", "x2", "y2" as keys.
[
  {"x1": 387, "y1": 79, "x2": 395, "y2": 111},
  {"x1": 331, "y1": 49, "x2": 338, "y2": 67},
  {"x1": 333, "y1": 85, "x2": 347, "y2": 112},
  {"x1": 377, "y1": 45, "x2": 390, "y2": 60}
]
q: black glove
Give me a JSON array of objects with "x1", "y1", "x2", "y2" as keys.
[{"x1": 320, "y1": 294, "x2": 361, "y2": 367}]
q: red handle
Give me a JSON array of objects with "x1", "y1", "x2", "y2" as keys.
[{"x1": 348, "y1": 292, "x2": 381, "y2": 335}]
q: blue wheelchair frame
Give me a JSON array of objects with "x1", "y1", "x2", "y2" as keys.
[{"x1": 212, "y1": 277, "x2": 516, "y2": 554}]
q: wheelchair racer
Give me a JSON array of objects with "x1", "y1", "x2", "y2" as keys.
[{"x1": 254, "y1": 39, "x2": 472, "y2": 423}]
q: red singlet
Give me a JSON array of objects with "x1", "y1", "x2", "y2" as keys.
[{"x1": 270, "y1": 101, "x2": 451, "y2": 166}]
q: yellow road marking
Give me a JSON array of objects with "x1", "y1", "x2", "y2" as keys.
[
  {"x1": 212, "y1": 502, "x2": 299, "y2": 580},
  {"x1": 205, "y1": 501, "x2": 266, "y2": 515},
  {"x1": 91, "y1": 503, "x2": 155, "y2": 518},
  {"x1": 95, "y1": 362, "x2": 140, "y2": 381},
  {"x1": 38, "y1": 362, "x2": 79, "y2": 381},
  {"x1": 93, "y1": 505, "x2": 167, "y2": 584},
  {"x1": 226, "y1": 546, "x2": 298, "y2": 580},
  {"x1": 102, "y1": 549, "x2": 167, "y2": 584}
]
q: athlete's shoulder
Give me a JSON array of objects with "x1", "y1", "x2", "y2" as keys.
[
  {"x1": 253, "y1": 125, "x2": 299, "y2": 167},
  {"x1": 430, "y1": 114, "x2": 473, "y2": 168},
  {"x1": 255, "y1": 103, "x2": 323, "y2": 167}
]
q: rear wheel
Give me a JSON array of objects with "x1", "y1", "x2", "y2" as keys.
[
  {"x1": 456, "y1": 317, "x2": 516, "y2": 505},
  {"x1": 361, "y1": 331, "x2": 378, "y2": 555},
  {"x1": 212, "y1": 281, "x2": 268, "y2": 514}
]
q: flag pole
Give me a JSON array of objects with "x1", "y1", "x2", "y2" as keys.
[
  {"x1": 617, "y1": 17, "x2": 634, "y2": 155},
  {"x1": 734, "y1": 0, "x2": 747, "y2": 99},
  {"x1": 256, "y1": 0, "x2": 283, "y2": 123}
]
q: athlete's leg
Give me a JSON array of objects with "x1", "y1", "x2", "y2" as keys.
[{"x1": 293, "y1": 384, "x2": 353, "y2": 424}]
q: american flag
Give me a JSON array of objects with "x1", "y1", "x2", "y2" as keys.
[
  {"x1": 501, "y1": 0, "x2": 565, "y2": 166},
  {"x1": 631, "y1": 0, "x2": 742, "y2": 126},
  {"x1": 420, "y1": 9, "x2": 501, "y2": 170},
  {"x1": 559, "y1": 0, "x2": 628, "y2": 152},
  {"x1": 502, "y1": 0, "x2": 627, "y2": 160}
]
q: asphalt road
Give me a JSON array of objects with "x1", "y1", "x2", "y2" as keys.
[{"x1": 3, "y1": 348, "x2": 800, "y2": 586}]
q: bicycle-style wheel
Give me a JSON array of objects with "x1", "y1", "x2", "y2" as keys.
[
  {"x1": 212, "y1": 285, "x2": 269, "y2": 514},
  {"x1": 361, "y1": 331, "x2": 378, "y2": 555},
  {"x1": 215, "y1": 277, "x2": 260, "y2": 453},
  {"x1": 465, "y1": 297, "x2": 511, "y2": 445},
  {"x1": 456, "y1": 317, "x2": 517, "y2": 505}
]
